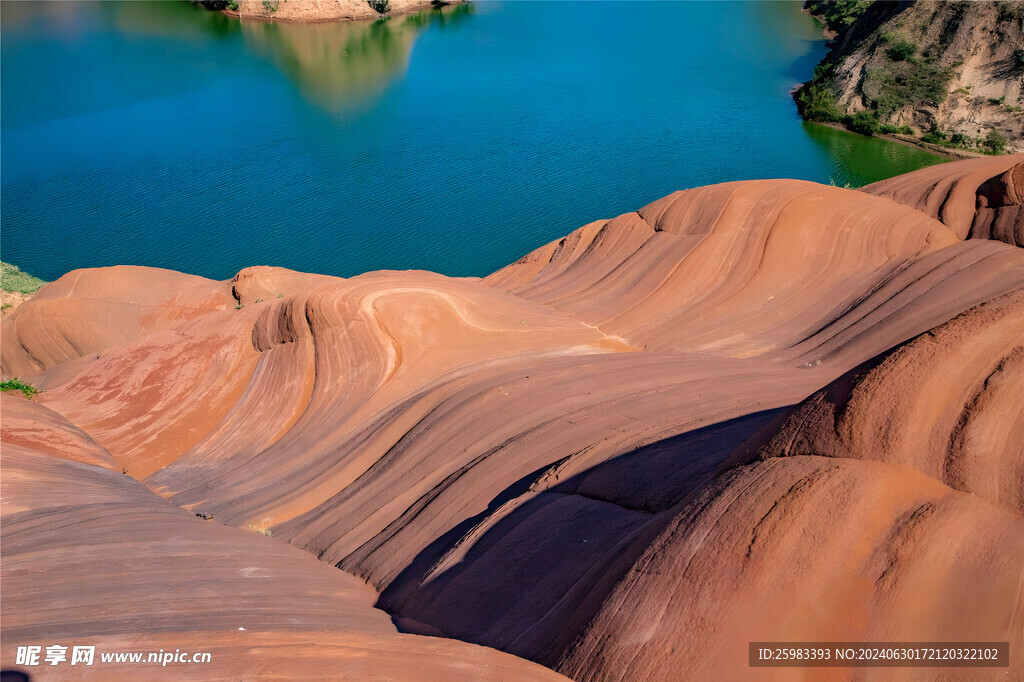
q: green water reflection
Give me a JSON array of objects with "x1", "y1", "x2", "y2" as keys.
[
  {"x1": 239, "y1": 4, "x2": 473, "y2": 112},
  {"x1": 802, "y1": 122, "x2": 949, "y2": 188}
]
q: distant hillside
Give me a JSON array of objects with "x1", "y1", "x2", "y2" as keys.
[
  {"x1": 796, "y1": 1, "x2": 1023, "y2": 154},
  {"x1": 198, "y1": 0, "x2": 458, "y2": 23}
]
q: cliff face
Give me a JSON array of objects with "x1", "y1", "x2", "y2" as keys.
[
  {"x1": 3, "y1": 156, "x2": 1024, "y2": 679},
  {"x1": 798, "y1": 1, "x2": 1024, "y2": 153}
]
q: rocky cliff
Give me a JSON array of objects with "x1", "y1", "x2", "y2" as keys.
[
  {"x1": 798, "y1": 1, "x2": 1024, "y2": 154},
  {"x1": 2, "y1": 156, "x2": 1023, "y2": 679}
]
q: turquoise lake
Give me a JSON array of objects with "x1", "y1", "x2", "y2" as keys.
[{"x1": 1, "y1": 1, "x2": 947, "y2": 282}]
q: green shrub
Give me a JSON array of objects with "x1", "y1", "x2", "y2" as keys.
[
  {"x1": 984, "y1": 131, "x2": 1008, "y2": 155},
  {"x1": 878, "y1": 123, "x2": 913, "y2": 135},
  {"x1": 262, "y1": 0, "x2": 279, "y2": 13},
  {"x1": 847, "y1": 111, "x2": 880, "y2": 135},
  {"x1": 368, "y1": 0, "x2": 390, "y2": 14},
  {"x1": 1, "y1": 378, "x2": 39, "y2": 398},
  {"x1": 998, "y1": 3, "x2": 1019, "y2": 21},
  {"x1": 227, "y1": 0, "x2": 239, "y2": 9},
  {"x1": 811, "y1": 63, "x2": 833, "y2": 81},
  {"x1": 795, "y1": 83, "x2": 843, "y2": 122},
  {"x1": 988, "y1": 96, "x2": 1006, "y2": 105},
  {"x1": 806, "y1": 0, "x2": 872, "y2": 31},
  {"x1": 886, "y1": 39, "x2": 917, "y2": 62},
  {"x1": 867, "y1": 61, "x2": 953, "y2": 115},
  {"x1": 0, "y1": 262, "x2": 46, "y2": 294},
  {"x1": 1015, "y1": 50, "x2": 1024, "y2": 68}
]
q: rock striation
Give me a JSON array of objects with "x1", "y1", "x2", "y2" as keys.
[
  {"x1": 3, "y1": 155, "x2": 1023, "y2": 679},
  {"x1": 1, "y1": 394, "x2": 570, "y2": 680},
  {"x1": 864, "y1": 153, "x2": 1024, "y2": 246}
]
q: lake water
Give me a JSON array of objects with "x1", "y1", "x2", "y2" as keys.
[{"x1": 1, "y1": 1, "x2": 946, "y2": 282}]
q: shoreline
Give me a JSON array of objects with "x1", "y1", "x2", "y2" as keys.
[
  {"x1": 217, "y1": 0, "x2": 465, "y2": 24},
  {"x1": 801, "y1": 6, "x2": 836, "y2": 40},
  {"x1": 809, "y1": 121, "x2": 989, "y2": 160}
]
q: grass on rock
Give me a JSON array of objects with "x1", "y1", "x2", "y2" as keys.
[
  {"x1": 1, "y1": 262, "x2": 47, "y2": 294},
  {"x1": 1, "y1": 378, "x2": 39, "y2": 398}
]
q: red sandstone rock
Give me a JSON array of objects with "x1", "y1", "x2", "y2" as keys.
[
  {"x1": 863, "y1": 152, "x2": 1024, "y2": 246},
  {"x1": 0, "y1": 397, "x2": 569, "y2": 680},
  {"x1": 2, "y1": 157, "x2": 1022, "y2": 680}
]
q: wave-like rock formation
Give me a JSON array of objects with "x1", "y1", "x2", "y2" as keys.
[
  {"x1": 1, "y1": 395, "x2": 568, "y2": 681},
  {"x1": 864, "y1": 153, "x2": 1024, "y2": 246},
  {"x1": 3, "y1": 155, "x2": 1023, "y2": 679}
]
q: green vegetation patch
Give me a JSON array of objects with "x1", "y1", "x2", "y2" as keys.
[
  {"x1": 794, "y1": 82, "x2": 844, "y2": 123},
  {"x1": 864, "y1": 57, "x2": 953, "y2": 117},
  {"x1": 806, "y1": 0, "x2": 873, "y2": 32},
  {"x1": 1, "y1": 378, "x2": 39, "y2": 398},
  {"x1": 797, "y1": 1, "x2": 1012, "y2": 154},
  {"x1": 984, "y1": 131, "x2": 1008, "y2": 155},
  {"x1": 998, "y1": 2, "x2": 1020, "y2": 21},
  {"x1": 796, "y1": 7, "x2": 953, "y2": 139},
  {"x1": 197, "y1": 0, "x2": 238, "y2": 9},
  {"x1": 885, "y1": 38, "x2": 917, "y2": 62},
  {"x1": 921, "y1": 127, "x2": 1010, "y2": 155},
  {"x1": 0, "y1": 262, "x2": 47, "y2": 294}
]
